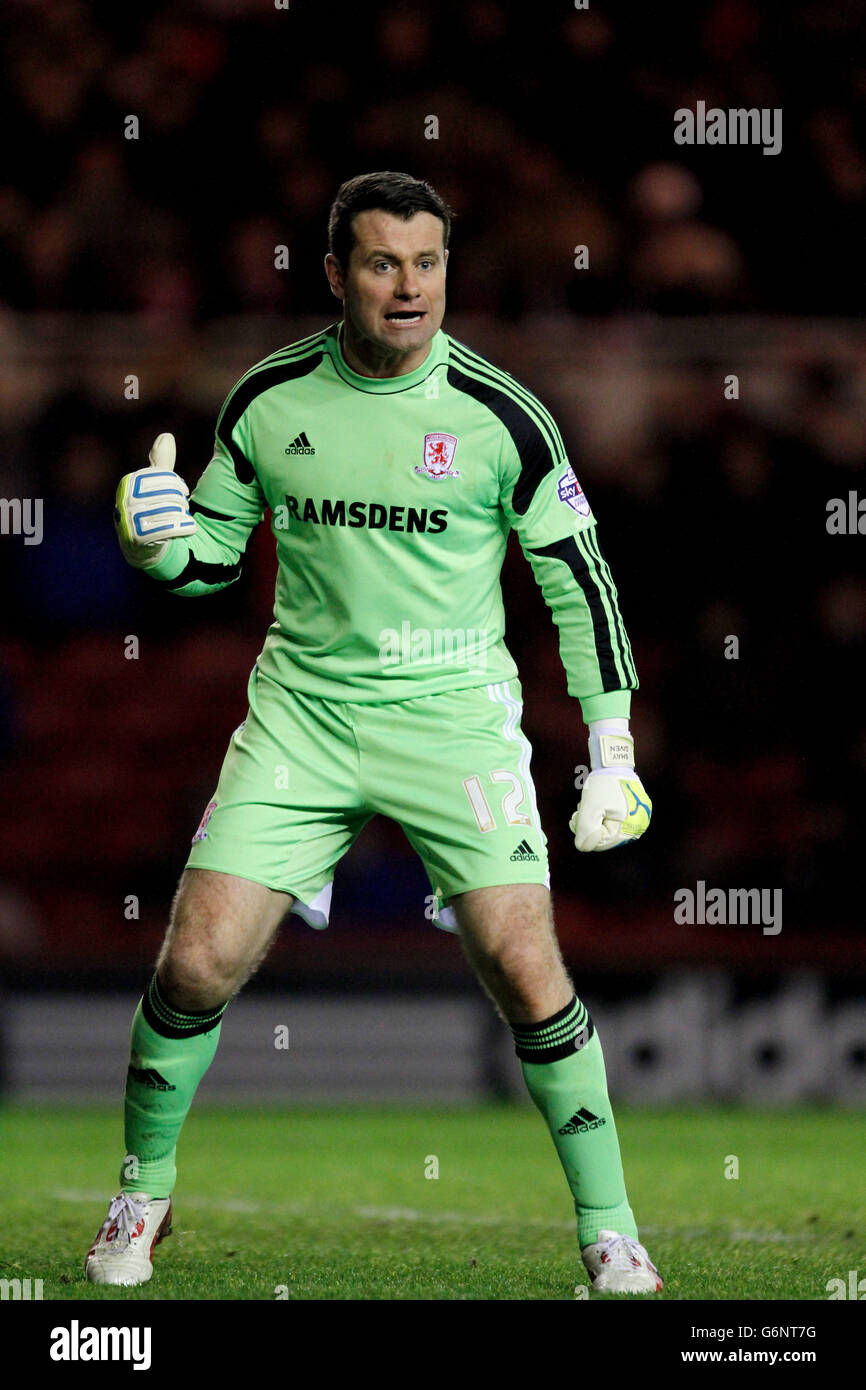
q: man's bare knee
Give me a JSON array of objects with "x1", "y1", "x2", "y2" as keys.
[
  {"x1": 156, "y1": 869, "x2": 294, "y2": 1011},
  {"x1": 450, "y1": 883, "x2": 573, "y2": 1024},
  {"x1": 159, "y1": 942, "x2": 240, "y2": 1011}
]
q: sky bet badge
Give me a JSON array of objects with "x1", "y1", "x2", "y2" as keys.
[
  {"x1": 416, "y1": 432, "x2": 460, "y2": 480},
  {"x1": 557, "y1": 464, "x2": 591, "y2": 516}
]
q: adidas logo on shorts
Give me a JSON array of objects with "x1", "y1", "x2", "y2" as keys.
[{"x1": 510, "y1": 838, "x2": 539, "y2": 862}]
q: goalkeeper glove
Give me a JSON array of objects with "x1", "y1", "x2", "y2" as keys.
[
  {"x1": 114, "y1": 432, "x2": 197, "y2": 568},
  {"x1": 570, "y1": 718, "x2": 652, "y2": 852}
]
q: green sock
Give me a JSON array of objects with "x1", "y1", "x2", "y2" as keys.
[
  {"x1": 513, "y1": 995, "x2": 638, "y2": 1249},
  {"x1": 120, "y1": 974, "x2": 228, "y2": 1199}
]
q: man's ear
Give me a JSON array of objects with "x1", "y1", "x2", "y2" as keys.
[
  {"x1": 324, "y1": 252, "x2": 345, "y2": 301},
  {"x1": 443, "y1": 248, "x2": 449, "y2": 274}
]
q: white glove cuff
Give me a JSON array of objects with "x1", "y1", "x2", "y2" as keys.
[
  {"x1": 120, "y1": 537, "x2": 169, "y2": 570},
  {"x1": 588, "y1": 717, "x2": 635, "y2": 775}
]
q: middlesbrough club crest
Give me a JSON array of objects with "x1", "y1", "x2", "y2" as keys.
[
  {"x1": 191, "y1": 799, "x2": 217, "y2": 844},
  {"x1": 416, "y1": 432, "x2": 459, "y2": 480}
]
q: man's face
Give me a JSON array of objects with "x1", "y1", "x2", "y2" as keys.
[{"x1": 325, "y1": 209, "x2": 448, "y2": 363}]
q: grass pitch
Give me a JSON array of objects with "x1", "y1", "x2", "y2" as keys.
[{"x1": 2, "y1": 1105, "x2": 863, "y2": 1300}]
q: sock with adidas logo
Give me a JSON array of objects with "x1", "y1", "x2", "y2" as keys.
[
  {"x1": 512, "y1": 995, "x2": 639, "y2": 1249},
  {"x1": 120, "y1": 974, "x2": 228, "y2": 1199}
]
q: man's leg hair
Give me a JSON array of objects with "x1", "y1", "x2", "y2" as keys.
[
  {"x1": 122, "y1": 869, "x2": 292, "y2": 1198},
  {"x1": 452, "y1": 884, "x2": 638, "y2": 1248}
]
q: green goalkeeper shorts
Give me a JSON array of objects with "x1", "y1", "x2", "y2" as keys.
[{"x1": 186, "y1": 666, "x2": 550, "y2": 931}]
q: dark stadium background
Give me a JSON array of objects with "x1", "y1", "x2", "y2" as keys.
[{"x1": 0, "y1": 0, "x2": 863, "y2": 1103}]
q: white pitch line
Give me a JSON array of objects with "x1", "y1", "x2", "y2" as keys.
[
  {"x1": 640, "y1": 1225, "x2": 812, "y2": 1245},
  {"x1": 50, "y1": 1191, "x2": 812, "y2": 1241},
  {"x1": 351, "y1": 1205, "x2": 571, "y2": 1230},
  {"x1": 51, "y1": 1190, "x2": 570, "y2": 1230}
]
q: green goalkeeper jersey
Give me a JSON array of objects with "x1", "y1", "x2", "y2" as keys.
[{"x1": 146, "y1": 322, "x2": 637, "y2": 720}]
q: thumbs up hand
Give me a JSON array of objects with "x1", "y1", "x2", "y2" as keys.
[{"x1": 114, "y1": 433, "x2": 197, "y2": 568}]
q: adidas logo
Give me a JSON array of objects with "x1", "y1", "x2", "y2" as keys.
[
  {"x1": 284, "y1": 431, "x2": 315, "y2": 455},
  {"x1": 127, "y1": 1065, "x2": 176, "y2": 1092},
  {"x1": 558, "y1": 1107, "x2": 606, "y2": 1136},
  {"x1": 510, "y1": 838, "x2": 539, "y2": 862}
]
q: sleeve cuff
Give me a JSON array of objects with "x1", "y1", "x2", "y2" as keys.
[
  {"x1": 142, "y1": 541, "x2": 192, "y2": 583},
  {"x1": 579, "y1": 690, "x2": 632, "y2": 724}
]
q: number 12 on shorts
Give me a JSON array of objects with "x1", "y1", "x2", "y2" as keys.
[{"x1": 463, "y1": 771, "x2": 531, "y2": 832}]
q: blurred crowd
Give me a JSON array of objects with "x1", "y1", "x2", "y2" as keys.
[
  {"x1": 0, "y1": 0, "x2": 863, "y2": 971},
  {"x1": 0, "y1": 0, "x2": 864, "y2": 322}
]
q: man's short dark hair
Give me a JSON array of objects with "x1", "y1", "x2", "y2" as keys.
[{"x1": 327, "y1": 171, "x2": 453, "y2": 270}]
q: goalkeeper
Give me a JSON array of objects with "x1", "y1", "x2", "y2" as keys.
[{"x1": 88, "y1": 171, "x2": 662, "y2": 1295}]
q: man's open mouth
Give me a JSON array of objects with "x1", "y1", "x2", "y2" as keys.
[{"x1": 384, "y1": 311, "x2": 426, "y2": 325}]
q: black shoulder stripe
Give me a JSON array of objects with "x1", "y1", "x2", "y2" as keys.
[
  {"x1": 218, "y1": 350, "x2": 324, "y2": 484},
  {"x1": 527, "y1": 536, "x2": 621, "y2": 691},
  {"x1": 189, "y1": 500, "x2": 236, "y2": 522},
  {"x1": 154, "y1": 556, "x2": 243, "y2": 590},
  {"x1": 445, "y1": 362, "x2": 557, "y2": 516}
]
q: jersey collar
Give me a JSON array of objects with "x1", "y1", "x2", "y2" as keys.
[{"x1": 324, "y1": 321, "x2": 449, "y2": 394}]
